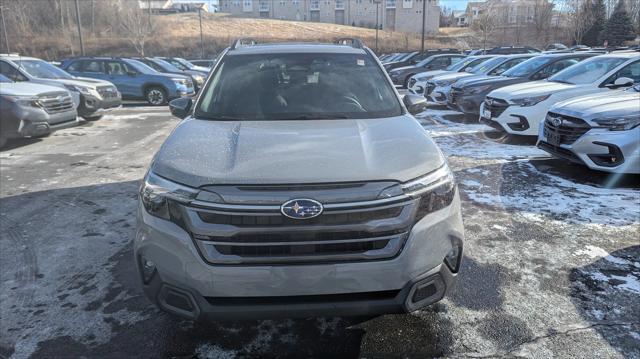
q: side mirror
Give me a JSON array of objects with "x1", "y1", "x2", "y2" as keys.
[
  {"x1": 465, "y1": 67, "x2": 473, "y2": 73},
  {"x1": 169, "y1": 97, "x2": 192, "y2": 119},
  {"x1": 403, "y1": 94, "x2": 428, "y2": 115},
  {"x1": 606, "y1": 76, "x2": 634, "y2": 89}
]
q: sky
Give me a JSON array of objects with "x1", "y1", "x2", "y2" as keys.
[{"x1": 439, "y1": 0, "x2": 483, "y2": 11}]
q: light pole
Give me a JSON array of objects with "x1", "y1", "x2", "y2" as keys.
[
  {"x1": 374, "y1": 0, "x2": 382, "y2": 53},
  {"x1": 421, "y1": 0, "x2": 427, "y2": 52},
  {"x1": 74, "y1": 0, "x2": 85, "y2": 56},
  {"x1": 198, "y1": 7, "x2": 204, "y2": 58},
  {"x1": 0, "y1": 2, "x2": 9, "y2": 53}
]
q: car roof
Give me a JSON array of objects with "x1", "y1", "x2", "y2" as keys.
[{"x1": 226, "y1": 43, "x2": 367, "y2": 56}]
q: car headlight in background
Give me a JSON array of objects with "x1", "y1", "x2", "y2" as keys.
[
  {"x1": 171, "y1": 78, "x2": 188, "y2": 86},
  {"x1": 140, "y1": 171, "x2": 197, "y2": 221},
  {"x1": 593, "y1": 114, "x2": 640, "y2": 131},
  {"x1": 192, "y1": 74, "x2": 204, "y2": 85},
  {"x1": 510, "y1": 94, "x2": 550, "y2": 107},
  {"x1": 1, "y1": 95, "x2": 41, "y2": 108},
  {"x1": 64, "y1": 84, "x2": 91, "y2": 95}
]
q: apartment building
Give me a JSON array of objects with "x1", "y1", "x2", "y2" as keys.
[{"x1": 218, "y1": 0, "x2": 440, "y2": 34}]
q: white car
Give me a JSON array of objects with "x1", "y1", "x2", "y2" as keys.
[
  {"x1": 408, "y1": 55, "x2": 494, "y2": 95},
  {"x1": 426, "y1": 54, "x2": 535, "y2": 105},
  {"x1": 537, "y1": 85, "x2": 640, "y2": 174},
  {"x1": 481, "y1": 52, "x2": 640, "y2": 136}
]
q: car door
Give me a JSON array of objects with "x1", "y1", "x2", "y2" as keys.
[
  {"x1": 104, "y1": 60, "x2": 139, "y2": 98},
  {"x1": 601, "y1": 60, "x2": 640, "y2": 88},
  {"x1": 531, "y1": 58, "x2": 581, "y2": 81}
]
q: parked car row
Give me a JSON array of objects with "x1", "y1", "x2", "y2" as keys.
[
  {"x1": 392, "y1": 49, "x2": 639, "y2": 174},
  {"x1": 0, "y1": 54, "x2": 214, "y2": 148}
]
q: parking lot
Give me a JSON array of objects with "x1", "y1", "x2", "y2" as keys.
[{"x1": 1, "y1": 102, "x2": 638, "y2": 358}]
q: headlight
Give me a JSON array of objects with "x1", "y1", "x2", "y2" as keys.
[
  {"x1": 593, "y1": 114, "x2": 640, "y2": 131},
  {"x1": 1, "y1": 95, "x2": 41, "y2": 108},
  {"x1": 435, "y1": 80, "x2": 453, "y2": 87},
  {"x1": 140, "y1": 171, "x2": 198, "y2": 221},
  {"x1": 402, "y1": 165, "x2": 456, "y2": 218},
  {"x1": 466, "y1": 84, "x2": 493, "y2": 94},
  {"x1": 171, "y1": 78, "x2": 188, "y2": 86},
  {"x1": 192, "y1": 75, "x2": 204, "y2": 84},
  {"x1": 64, "y1": 84, "x2": 91, "y2": 95},
  {"x1": 510, "y1": 94, "x2": 550, "y2": 107}
]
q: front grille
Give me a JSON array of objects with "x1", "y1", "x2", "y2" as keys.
[
  {"x1": 543, "y1": 112, "x2": 591, "y2": 145},
  {"x1": 97, "y1": 86, "x2": 119, "y2": 99},
  {"x1": 409, "y1": 78, "x2": 417, "y2": 88},
  {"x1": 425, "y1": 82, "x2": 436, "y2": 95},
  {"x1": 37, "y1": 92, "x2": 74, "y2": 114},
  {"x1": 485, "y1": 97, "x2": 509, "y2": 118},
  {"x1": 449, "y1": 87, "x2": 462, "y2": 105},
  {"x1": 537, "y1": 141, "x2": 585, "y2": 164},
  {"x1": 205, "y1": 289, "x2": 400, "y2": 306},
  {"x1": 178, "y1": 181, "x2": 455, "y2": 265}
]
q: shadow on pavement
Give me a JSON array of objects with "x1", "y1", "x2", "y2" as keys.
[{"x1": 570, "y1": 245, "x2": 640, "y2": 358}]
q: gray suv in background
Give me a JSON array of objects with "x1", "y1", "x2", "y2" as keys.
[{"x1": 135, "y1": 40, "x2": 465, "y2": 320}]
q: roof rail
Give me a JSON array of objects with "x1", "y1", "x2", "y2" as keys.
[
  {"x1": 231, "y1": 38, "x2": 258, "y2": 50},
  {"x1": 0, "y1": 53, "x2": 20, "y2": 56},
  {"x1": 335, "y1": 38, "x2": 363, "y2": 49}
]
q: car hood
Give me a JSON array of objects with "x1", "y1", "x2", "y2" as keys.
[
  {"x1": 551, "y1": 90, "x2": 640, "y2": 121},
  {"x1": 489, "y1": 80, "x2": 576, "y2": 99},
  {"x1": 414, "y1": 70, "x2": 449, "y2": 79},
  {"x1": 152, "y1": 116, "x2": 445, "y2": 187},
  {"x1": 69, "y1": 77, "x2": 115, "y2": 88},
  {"x1": 0, "y1": 82, "x2": 69, "y2": 96},
  {"x1": 431, "y1": 72, "x2": 473, "y2": 83},
  {"x1": 391, "y1": 65, "x2": 419, "y2": 73},
  {"x1": 457, "y1": 75, "x2": 525, "y2": 89}
]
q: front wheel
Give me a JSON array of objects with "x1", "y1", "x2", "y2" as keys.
[
  {"x1": 145, "y1": 87, "x2": 167, "y2": 106},
  {"x1": 404, "y1": 74, "x2": 415, "y2": 89}
]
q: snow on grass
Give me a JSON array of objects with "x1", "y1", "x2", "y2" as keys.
[{"x1": 460, "y1": 161, "x2": 640, "y2": 226}]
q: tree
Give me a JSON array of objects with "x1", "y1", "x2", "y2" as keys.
[
  {"x1": 119, "y1": 1, "x2": 155, "y2": 56},
  {"x1": 565, "y1": 0, "x2": 592, "y2": 45},
  {"x1": 583, "y1": 0, "x2": 606, "y2": 46},
  {"x1": 599, "y1": 0, "x2": 636, "y2": 46},
  {"x1": 472, "y1": 3, "x2": 497, "y2": 50},
  {"x1": 533, "y1": 0, "x2": 555, "y2": 47}
]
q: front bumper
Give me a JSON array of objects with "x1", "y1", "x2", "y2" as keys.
[
  {"x1": 427, "y1": 85, "x2": 452, "y2": 105},
  {"x1": 170, "y1": 84, "x2": 196, "y2": 99},
  {"x1": 537, "y1": 124, "x2": 640, "y2": 174},
  {"x1": 448, "y1": 92, "x2": 484, "y2": 115},
  {"x1": 479, "y1": 101, "x2": 548, "y2": 136},
  {"x1": 134, "y1": 192, "x2": 464, "y2": 320},
  {"x1": 1, "y1": 104, "x2": 79, "y2": 139},
  {"x1": 78, "y1": 93, "x2": 122, "y2": 118}
]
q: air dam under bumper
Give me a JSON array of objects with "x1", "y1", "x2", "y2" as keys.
[{"x1": 134, "y1": 192, "x2": 464, "y2": 320}]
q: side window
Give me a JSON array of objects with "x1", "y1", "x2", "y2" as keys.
[
  {"x1": 612, "y1": 61, "x2": 640, "y2": 83},
  {"x1": 105, "y1": 61, "x2": 127, "y2": 75},
  {"x1": 0, "y1": 61, "x2": 28, "y2": 81},
  {"x1": 144, "y1": 61, "x2": 161, "y2": 71},
  {"x1": 83, "y1": 60, "x2": 104, "y2": 73},
  {"x1": 450, "y1": 57, "x2": 464, "y2": 66},
  {"x1": 534, "y1": 59, "x2": 579, "y2": 79},
  {"x1": 66, "y1": 61, "x2": 81, "y2": 72},
  {"x1": 489, "y1": 58, "x2": 526, "y2": 76},
  {"x1": 430, "y1": 57, "x2": 450, "y2": 68}
]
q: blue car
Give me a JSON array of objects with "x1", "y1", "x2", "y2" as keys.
[{"x1": 59, "y1": 57, "x2": 194, "y2": 105}]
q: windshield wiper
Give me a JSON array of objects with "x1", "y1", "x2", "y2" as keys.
[
  {"x1": 550, "y1": 79, "x2": 572, "y2": 84},
  {"x1": 274, "y1": 115, "x2": 350, "y2": 120}
]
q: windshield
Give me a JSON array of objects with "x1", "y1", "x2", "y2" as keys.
[
  {"x1": 549, "y1": 57, "x2": 627, "y2": 85},
  {"x1": 16, "y1": 59, "x2": 73, "y2": 79},
  {"x1": 196, "y1": 53, "x2": 402, "y2": 120},
  {"x1": 124, "y1": 59, "x2": 158, "y2": 74},
  {"x1": 469, "y1": 56, "x2": 505, "y2": 74},
  {"x1": 174, "y1": 58, "x2": 196, "y2": 69},
  {"x1": 501, "y1": 56, "x2": 553, "y2": 77},
  {"x1": 153, "y1": 58, "x2": 182, "y2": 72}
]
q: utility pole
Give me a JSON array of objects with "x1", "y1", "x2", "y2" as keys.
[
  {"x1": 421, "y1": 0, "x2": 427, "y2": 52},
  {"x1": 74, "y1": 0, "x2": 85, "y2": 56},
  {"x1": 198, "y1": 7, "x2": 205, "y2": 58},
  {"x1": 0, "y1": 2, "x2": 9, "y2": 53},
  {"x1": 374, "y1": 0, "x2": 381, "y2": 53}
]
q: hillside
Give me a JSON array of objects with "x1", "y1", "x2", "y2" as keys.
[{"x1": 12, "y1": 13, "x2": 470, "y2": 60}]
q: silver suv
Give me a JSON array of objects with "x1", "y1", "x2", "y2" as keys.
[{"x1": 135, "y1": 40, "x2": 464, "y2": 320}]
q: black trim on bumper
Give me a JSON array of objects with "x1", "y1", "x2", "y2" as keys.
[
  {"x1": 480, "y1": 117, "x2": 505, "y2": 132},
  {"x1": 537, "y1": 141, "x2": 586, "y2": 165}
]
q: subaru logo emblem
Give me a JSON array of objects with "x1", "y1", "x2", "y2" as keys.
[
  {"x1": 56, "y1": 95, "x2": 64, "y2": 102},
  {"x1": 281, "y1": 199, "x2": 323, "y2": 219},
  {"x1": 550, "y1": 116, "x2": 562, "y2": 127},
  {"x1": 486, "y1": 99, "x2": 493, "y2": 105}
]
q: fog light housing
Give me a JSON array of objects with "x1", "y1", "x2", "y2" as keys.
[
  {"x1": 139, "y1": 256, "x2": 156, "y2": 284},
  {"x1": 444, "y1": 238, "x2": 463, "y2": 273}
]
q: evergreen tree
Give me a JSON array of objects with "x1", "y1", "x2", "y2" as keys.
[
  {"x1": 599, "y1": 0, "x2": 636, "y2": 46},
  {"x1": 583, "y1": 0, "x2": 606, "y2": 46}
]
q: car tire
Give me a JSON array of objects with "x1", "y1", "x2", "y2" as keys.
[
  {"x1": 404, "y1": 74, "x2": 414, "y2": 89},
  {"x1": 83, "y1": 115, "x2": 103, "y2": 121},
  {"x1": 145, "y1": 87, "x2": 167, "y2": 106}
]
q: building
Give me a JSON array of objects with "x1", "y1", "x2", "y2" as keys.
[
  {"x1": 452, "y1": 10, "x2": 467, "y2": 27},
  {"x1": 138, "y1": 0, "x2": 215, "y2": 13},
  {"x1": 218, "y1": 0, "x2": 440, "y2": 35},
  {"x1": 463, "y1": 1, "x2": 484, "y2": 26}
]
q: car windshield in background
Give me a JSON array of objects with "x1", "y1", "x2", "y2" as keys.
[
  {"x1": 17, "y1": 59, "x2": 73, "y2": 79},
  {"x1": 501, "y1": 56, "x2": 552, "y2": 77},
  {"x1": 469, "y1": 56, "x2": 504, "y2": 74},
  {"x1": 0, "y1": 73, "x2": 12, "y2": 82},
  {"x1": 549, "y1": 57, "x2": 627, "y2": 85},
  {"x1": 174, "y1": 58, "x2": 196, "y2": 69},
  {"x1": 124, "y1": 59, "x2": 158, "y2": 75},
  {"x1": 447, "y1": 57, "x2": 485, "y2": 71},
  {"x1": 197, "y1": 53, "x2": 402, "y2": 120},
  {"x1": 154, "y1": 59, "x2": 182, "y2": 72}
]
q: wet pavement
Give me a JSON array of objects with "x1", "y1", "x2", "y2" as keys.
[{"x1": 1, "y1": 105, "x2": 638, "y2": 358}]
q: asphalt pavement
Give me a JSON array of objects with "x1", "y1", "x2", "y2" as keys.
[{"x1": 1, "y1": 105, "x2": 638, "y2": 358}]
